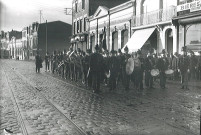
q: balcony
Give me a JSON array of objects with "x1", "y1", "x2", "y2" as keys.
[{"x1": 134, "y1": 6, "x2": 177, "y2": 27}]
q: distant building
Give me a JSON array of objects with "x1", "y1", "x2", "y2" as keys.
[
  {"x1": 31, "y1": 21, "x2": 72, "y2": 58},
  {"x1": 6, "y1": 30, "x2": 23, "y2": 59},
  {"x1": 71, "y1": 0, "x2": 130, "y2": 52}
]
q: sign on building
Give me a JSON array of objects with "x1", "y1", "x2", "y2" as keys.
[{"x1": 177, "y1": 0, "x2": 201, "y2": 15}]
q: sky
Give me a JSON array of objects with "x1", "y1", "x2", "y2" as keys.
[{"x1": 0, "y1": 0, "x2": 72, "y2": 32}]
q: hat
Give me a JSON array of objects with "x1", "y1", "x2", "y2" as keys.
[
  {"x1": 110, "y1": 50, "x2": 115, "y2": 54},
  {"x1": 77, "y1": 48, "x2": 81, "y2": 52},
  {"x1": 95, "y1": 44, "x2": 99, "y2": 50},
  {"x1": 137, "y1": 49, "x2": 142, "y2": 55},
  {"x1": 124, "y1": 46, "x2": 129, "y2": 52},
  {"x1": 181, "y1": 46, "x2": 187, "y2": 52},
  {"x1": 161, "y1": 49, "x2": 166, "y2": 54},
  {"x1": 118, "y1": 49, "x2": 122, "y2": 53}
]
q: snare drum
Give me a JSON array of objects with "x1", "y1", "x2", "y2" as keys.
[{"x1": 151, "y1": 69, "x2": 159, "y2": 77}]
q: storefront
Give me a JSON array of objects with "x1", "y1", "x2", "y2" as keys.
[{"x1": 173, "y1": 0, "x2": 201, "y2": 54}]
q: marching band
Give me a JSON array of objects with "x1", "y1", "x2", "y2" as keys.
[{"x1": 38, "y1": 45, "x2": 201, "y2": 93}]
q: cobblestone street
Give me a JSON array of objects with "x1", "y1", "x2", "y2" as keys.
[{"x1": 0, "y1": 59, "x2": 200, "y2": 135}]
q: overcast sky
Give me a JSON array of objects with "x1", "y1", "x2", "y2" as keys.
[{"x1": 0, "y1": 0, "x2": 72, "y2": 32}]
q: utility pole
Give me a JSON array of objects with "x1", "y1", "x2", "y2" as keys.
[
  {"x1": 39, "y1": 10, "x2": 42, "y2": 24},
  {"x1": 46, "y1": 20, "x2": 47, "y2": 54}
]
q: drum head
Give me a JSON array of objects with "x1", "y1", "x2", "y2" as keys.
[
  {"x1": 151, "y1": 69, "x2": 159, "y2": 77},
  {"x1": 126, "y1": 58, "x2": 134, "y2": 75},
  {"x1": 165, "y1": 69, "x2": 174, "y2": 75}
]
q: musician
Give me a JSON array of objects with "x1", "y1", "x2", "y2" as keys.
[
  {"x1": 172, "y1": 52, "x2": 179, "y2": 80},
  {"x1": 116, "y1": 49, "x2": 124, "y2": 86},
  {"x1": 102, "y1": 50, "x2": 110, "y2": 86},
  {"x1": 131, "y1": 52, "x2": 138, "y2": 89},
  {"x1": 197, "y1": 51, "x2": 201, "y2": 80},
  {"x1": 76, "y1": 48, "x2": 83, "y2": 81},
  {"x1": 144, "y1": 52, "x2": 154, "y2": 89},
  {"x1": 138, "y1": 50, "x2": 145, "y2": 90},
  {"x1": 68, "y1": 47, "x2": 75, "y2": 81},
  {"x1": 89, "y1": 44, "x2": 104, "y2": 93},
  {"x1": 188, "y1": 51, "x2": 197, "y2": 81},
  {"x1": 178, "y1": 46, "x2": 190, "y2": 90},
  {"x1": 45, "y1": 52, "x2": 50, "y2": 72},
  {"x1": 63, "y1": 50, "x2": 69, "y2": 79},
  {"x1": 156, "y1": 49, "x2": 169, "y2": 89},
  {"x1": 133, "y1": 50, "x2": 143, "y2": 91},
  {"x1": 84, "y1": 49, "x2": 92, "y2": 88},
  {"x1": 122, "y1": 46, "x2": 131, "y2": 91},
  {"x1": 35, "y1": 51, "x2": 42, "y2": 73},
  {"x1": 52, "y1": 50, "x2": 58, "y2": 74},
  {"x1": 108, "y1": 50, "x2": 119, "y2": 91}
]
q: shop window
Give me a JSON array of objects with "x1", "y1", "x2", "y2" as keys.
[
  {"x1": 74, "y1": 22, "x2": 76, "y2": 34},
  {"x1": 84, "y1": 18, "x2": 86, "y2": 31},
  {"x1": 77, "y1": 21, "x2": 79, "y2": 33},
  {"x1": 186, "y1": 23, "x2": 201, "y2": 46}
]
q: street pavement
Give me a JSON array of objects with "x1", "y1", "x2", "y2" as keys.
[{"x1": 0, "y1": 59, "x2": 200, "y2": 135}]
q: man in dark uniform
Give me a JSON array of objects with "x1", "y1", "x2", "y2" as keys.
[
  {"x1": 157, "y1": 49, "x2": 169, "y2": 89},
  {"x1": 122, "y1": 46, "x2": 131, "y2": 91},
  {"x1": 172, "y1": 52, "x2": 179, "y2": 80},
  {"x1": 89, "y1": 44, "x2": 104, "y2": 93},
  {"x1": 144, "y1": 52, "x2": 154, "y2": 89},
  {"x1": 83, "y1": 49, "x2": 92, "y2": 88},
  {"x1": 188, "y1": 51, "x2": 197, "y2": 81},
  {"x1": 138, "y1": 50, "x2": 144, "y2": 90},
  {"x1": 116, "y1": 49, "x2": 124, "y2": 87},
  {"x1": 108, "y1": 50, "x2": 119, "y2": 91},
  {"x1": 178, "y1": 46, "x2": 190, "y2": 89},
  {"x1": 45, "y1": 52, "x2": 50, "y2": 72},
  {"x1": 197, "y1": 51, "x2": 201, "y2": 80},
  {"x1": 102, "y1": 50, "x2": 110, "y2": 86},
  {"x1": 35, "y1": 52, "x2": 42, "y2": 73}
]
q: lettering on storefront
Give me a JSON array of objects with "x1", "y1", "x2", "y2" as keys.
[{"x1": 177, "y1": 0, "x2": 201, "y2": 15}]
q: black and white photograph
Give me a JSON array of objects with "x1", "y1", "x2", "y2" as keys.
[{"x1": 0, "y1": 0, "x2": 201, "y2": 134}]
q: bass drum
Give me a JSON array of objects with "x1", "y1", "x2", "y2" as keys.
[{"x1": 126, "y1": 58, "x2": 134, "y2": 75}]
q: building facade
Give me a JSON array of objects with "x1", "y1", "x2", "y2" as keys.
[
  {"x1": 173, "y1": 0, "x2": 201, "y2": 54},
  {"x1": 124, "y1": 0, "x2": 177, "y2": 55},
  {"x1": 71, "y1": 0, "x2": 130, "y2": 52},
  {"x1": 89, "y1": 1, "x2": 135, "y2": 52},
  {"x1": 6, "y1": 30, "x2": 23, "y2": 60}
]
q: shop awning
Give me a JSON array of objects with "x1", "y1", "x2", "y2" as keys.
[{"x1": 122, "y1": 27, "x2": 156, "y2": 53}]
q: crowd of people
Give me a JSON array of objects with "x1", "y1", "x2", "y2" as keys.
[{"x1": 35, "y1": 45, "x2": 201, "y2": 93}]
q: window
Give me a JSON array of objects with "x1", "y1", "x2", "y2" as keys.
[
  {"x1": 75, "y1": 0, "x2": 78, "y2": 12},
  {"x1": 186, "y1": 23, "x2": 201, "y2": 46},
  {"x1": 77, "y1": 21, "x2": 79, "y2": 33},
  {"x1": 84, "y1": 18, "x2": 87, "y2": 31},
  {"x1": 74, "y1": 22, "x2": 76, "y2": 34},
  {"x1": 82, "y1": 0, "x2": 85, "y2": 9},
  {"x1": 80, "y1": 19, "x2": 83, "y2": 33}
]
